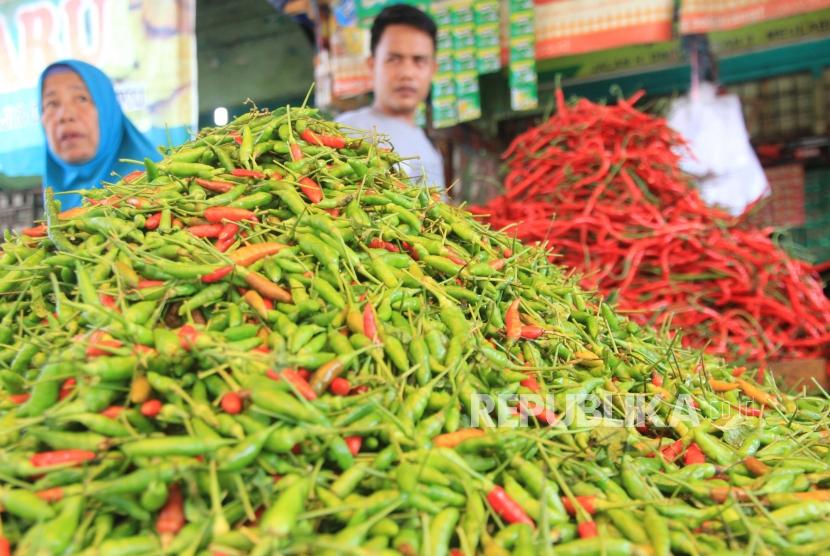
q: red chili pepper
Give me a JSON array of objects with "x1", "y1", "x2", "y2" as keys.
[
  {"x1": 35, "y1": 487, "x2": 64, "y2": 503},
  {"x1": 218, "y1": 222, "x2": 239, "y2": 242},
  {"x1": 204, "y1": 206, "x2": 257, "y2": 224},
  {"x1": 101, "y1": 405, "x2": 126, "y2": 419},
  {"x1": 301, "y1": 128, "x2": 347, "y2": 149},
  {"x1": 279, "y1": 369, "x2": 317, "y2": 400},
  {"x1": 519, "y1": 374, "x2": 540, "y2": 393},
  {"x1": 298, "y1": 176, "x2": 323, "y2": 204},
  {"x1": 178, "y1": 324, "x2": 202, "y2": 351},
  {"x1": 141, "y1": 399, "x2": 163, "y2": 418},
  {"x1": 505, "y1": 299, "x2": 521, "y2": 341},
  {"x1": 90, "y1": 195, "x2": 122, "y2": 207},
  {"x1": 99, "y1": 293, "x2": 116, "y2": 309},
  {"x1": 652, "y1": 372, "x2": 664, "y2": 387},
  {"x1": 59, "y1": 377, "x2": 76, "y2": 400},
  {"x1": 86, "y1": 331, "x2": 123, "y2": 357},
  {"x1": 195, "y1": 177, "x2": 234, "y2": 193},
  {"x1": 215, "y1": 236, "x2": 234, "y2": 252},
  {"x1": 138, "y1": 279, "x2": 165, "y2": 289},
  {"x1": 445, "y1": 248, "x2": 466, "y2": 265},
  {"x1": 520, "y1": 325, "x2": 544, "y2": 340},
  {"x1": 344, "y1": 435, "x2": 362, "y2": 456},
  {"x1": 368, "y1": 238, "x2": 385, "y2": 250},
  {"x1": 22, "y1": 224, "x2": 47, "y2": 237},
  {"x1": 489, "y1": 258, "x2": 507, "y2": 271},
  {"x1": 201, "y1": 265, "x2": 234, "y2": 284},
  {"x1": 220, "y1": 392, "x2": 243, "y2": 414},
  {"x1": 577, "y1": 521, "x2": 598, "y2": 539},
  {"x1": 487, "y1": 485, "x2": 535, "y2": 526},
  {"x1": 535, "y1": 406, "x2": 559, "y2": 425},
  {"x1": 363, "y1": 303, "x2": 379, "y2": 343},
  {"x1": 737, "y1": 404, "x2": 763, "y2": 417},
  {"x1": 231, "y1": 168, "x2": 267, "y2": 179},
  {"x1": 156, "y1": 483, "x2": 186, "y2": 536},
  {"x1": 31, "y1": 449, "x2": 95, "y2": 468},
  {"x1": 660, "y1": 439, "x2": 684, "y2": 462},
  {"x1": 684, "y1": 442, "x2": 706, "y2": 465},
  {"x1": 10, "y1": 393, "x2": 30, "y2": 404},
  {"x1": 289, "y1": 143, "x2": 304, "y2": 161},
  {"x1": 330, "y1": 377, "x2": 351, "y2": 396},
  {"x1": 732, "y1": 366, "x2": 747, "y2": 377},
  {"x1": 133, "y1": 345, "x2": 157, "y2": 357},
  {"x1": 472, "y1": 92, "x2": 830, "y2": 366},
  {"x1": 755, "y1": 366, "x2": 766, "y2": 384},
  {"x1": 187, "y1": 224, "x2": 223, "y2": 238},
  {"x1": 230, "y1": 131, "x2": 242, "y2": 144},
  {"x1": 397, "y1": 242, "x2": 418, "y2": 262},
  {"x1": 562, "y1": 495, "x2": 597, "y2": 516},
  {"x1": 145, "y1": 212, "x2": 162, "y2": 230}
]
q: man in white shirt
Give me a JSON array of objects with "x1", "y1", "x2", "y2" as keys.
[{"x1": 336, "y1": 4, "x2": 445, "y2": 197}]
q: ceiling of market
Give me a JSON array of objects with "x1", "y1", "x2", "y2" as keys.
[{"x1": 196, "y1": 0, "x2": 315, "y2": 125}]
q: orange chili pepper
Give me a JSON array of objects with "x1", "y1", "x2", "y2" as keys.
[
  {"x1": 505, "y1": 299, "x2": 521, "y2": 341},
  {"x1": 229, "y1": 242, "x2": 287, "y2": 266},
  {"x1": 241, "y1": 270, "x2": 291, "y2": 303},
  {"x1": 432, "y1": 428, "x2": 486, "y2": 448},
  {"x1": 709, "y1": 379, "x2": 740, "y2": 392}
]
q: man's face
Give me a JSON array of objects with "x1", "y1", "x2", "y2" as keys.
[
  {"x1": 369, "y1": 24, "x2": 436, "y2": 116},
  {"x1": 41, "y1": 70, "x2": 100, "y2": 164}
]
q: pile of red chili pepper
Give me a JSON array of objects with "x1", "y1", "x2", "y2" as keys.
[
  {"x1": 0, "y1": 106, "x2": 829, "y2": 556},
  {"x1": 474, "y1": 90, "x2": 830, "y2": 369}
]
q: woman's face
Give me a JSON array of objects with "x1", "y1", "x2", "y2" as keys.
[{"x1": 41, "y1": 70, "x2": 100, "y2": 164}]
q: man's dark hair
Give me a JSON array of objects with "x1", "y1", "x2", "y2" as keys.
[{"x1": 370, "y1": 3, "x2": 437, "y2": 54}]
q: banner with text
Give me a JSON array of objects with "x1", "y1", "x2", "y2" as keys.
[
  {"x1": 0, "y1": 0, "x2": 197, "y2": 178},
  {"x1": 534, "y1": 0, "x2": 674, "y2": 59},
  {"x1": 681, "y1": 0, "x2": 830, "y2": 33}
]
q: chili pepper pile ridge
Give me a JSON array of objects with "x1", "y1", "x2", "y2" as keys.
[
  {"x1": 1, "y1": 105, "x2": 829, "y2": 555},
  {"x1": 473, "y1": 89, "x2": 830, "y2": 368}
]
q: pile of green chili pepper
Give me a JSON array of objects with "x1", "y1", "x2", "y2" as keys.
[{"x1": 1, "y1": 105, "x2": 829, "y2": 556}]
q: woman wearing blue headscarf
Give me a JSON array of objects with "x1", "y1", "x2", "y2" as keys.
[{"x1": 39, "y1": 60, "x2": 161, "y2": 210}]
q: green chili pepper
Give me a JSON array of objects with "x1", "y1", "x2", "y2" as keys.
[
  {"x1": 250, "y1": 376, "x2": 327, "y2": 424},
  {"x1": 219, "y1": 426, "x2": 274, "y2": 472},
  {"x1": 121, "y1": 436, "x2": 233, "y2": 457},
  {"x1": 178, "y1": 283, "x2": 231, "y2": 315},
  {"x1": 2, "y1": 487, "x2": 56, "y2": 522},
  {"x1": 260, "y1": 475, "x2": 310, "y2": 536},
  {"x1": 21, "y1": 361, "x2": 71, "y2": 417}
]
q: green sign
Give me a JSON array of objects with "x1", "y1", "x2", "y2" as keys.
[
  {"x1": 710, "y1": 8, "x2": 830, "y2": 54},
  {"x1": 536, "y1": 42, "x2": 683, "y2": 81},
  {"x1": 535, "y1": 8, "x2": 830, "y2": 84}
]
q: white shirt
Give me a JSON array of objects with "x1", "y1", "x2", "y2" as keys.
[
  {"x1": 668, "y1": 82, "x2": 768, "y2": 216},
  {"x1": 336, "y1": 107, "x2": 445, "y2": 194}
]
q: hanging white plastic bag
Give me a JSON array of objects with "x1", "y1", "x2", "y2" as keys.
[{"x1": 668, "y1": 82, "x2": 768, "y2": 216}]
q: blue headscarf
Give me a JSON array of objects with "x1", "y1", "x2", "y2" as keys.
[{"x1": 38, "y1": 60, "x2": 161, "y2": 210}]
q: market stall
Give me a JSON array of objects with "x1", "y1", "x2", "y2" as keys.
[{"x1": 309, "y1": 0, "x2": 830, "y2": 371}]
